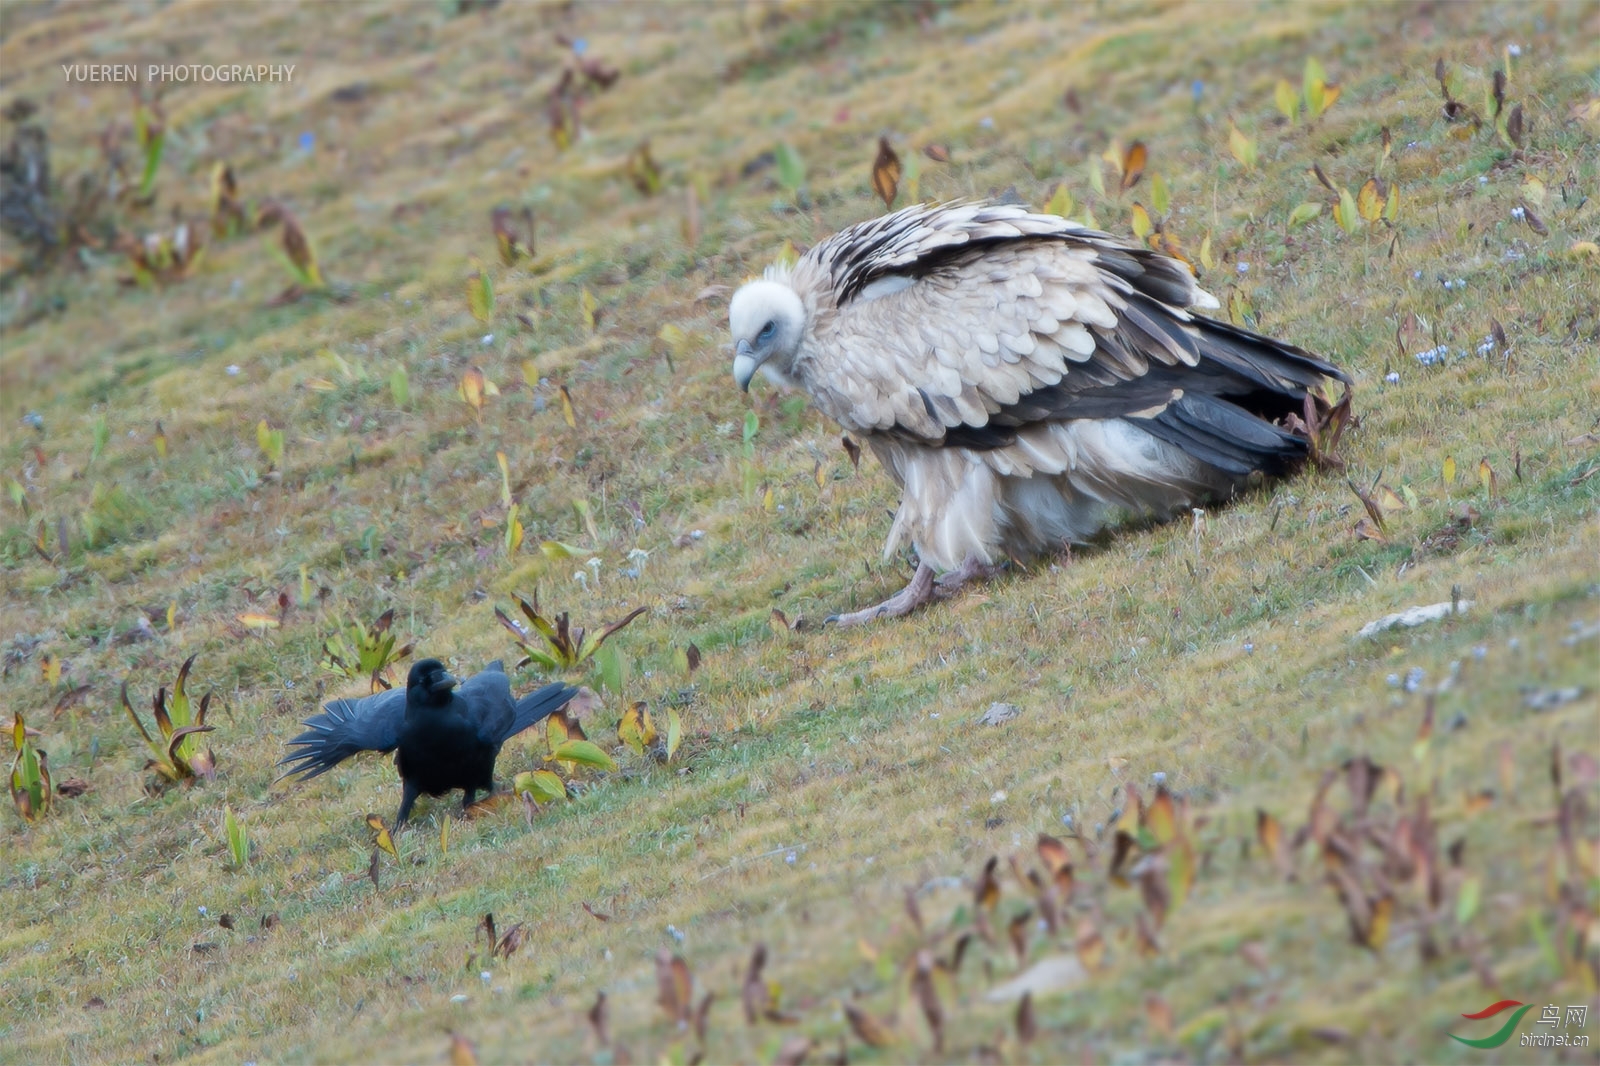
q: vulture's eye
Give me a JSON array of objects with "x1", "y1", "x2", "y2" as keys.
[{"x1": 758, "y1": 320, "x2": 777, "y2": 342}]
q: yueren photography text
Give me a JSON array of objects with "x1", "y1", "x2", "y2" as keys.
[{"x1": 1, "y1": 2, "x2": 1595, "y2": 1064}]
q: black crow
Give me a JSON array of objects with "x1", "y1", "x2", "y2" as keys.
[{"x1": 280, "y1": 658, "x2": 576, "y2": 827}]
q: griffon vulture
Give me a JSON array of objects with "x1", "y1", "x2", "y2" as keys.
[{"x1": 729, "y1": 200, "x2": 1349, "y2": 626}]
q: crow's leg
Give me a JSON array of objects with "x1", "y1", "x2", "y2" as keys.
[
  {"x1": 460, "y1": 787, "x2": 477, "y2": 812},
  {"x1": 827, "y1": 561, "x2": 938, "y2": 628},
  {"x1": 394, "y1": 779, "x2": 421, "y2": 829}
]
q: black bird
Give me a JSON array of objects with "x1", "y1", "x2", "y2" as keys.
[{"x1": 280, "y1": 658, "x2": 576, "y2": 827}]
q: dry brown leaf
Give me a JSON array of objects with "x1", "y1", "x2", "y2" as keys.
[
  {"x1": 1120, "y1": 141, "x2": 1148, "y2": 191},
  {"x1": 871, "y1": 136, "x2": 902, "y2": 209}
]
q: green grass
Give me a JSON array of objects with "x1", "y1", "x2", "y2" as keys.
[{"x1": 2, "y1": 2, "x2": 1597, "y2": 1064}]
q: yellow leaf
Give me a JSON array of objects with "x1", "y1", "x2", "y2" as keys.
[
  {"x1": 1335, "y1": 187, "x2": 1360, "y2": 234},
  {"x1": 467, "y1": 263, "x2": 494, "y2": 324},
  {"x1": 813, "y1": 462, "x2": 826, "y2": 490},
  {"x1": 1377, "y1": 486, "x2": 1405, "y2": 513},
  {"x1": 514, "y1": 769, "x2": 567, "y2": 803},
  {"x1": 367, "y1": 813, "x2": 398, "y2": 858},
  {"x1": 1571, "y1": 240, "x2": 1600, "y2": 258},
  {"x1": 1442, "y1": 455, "x2": 1457, "y2": 484},
  {"x1": 1087, "y1": 157, "x2": 1105, "y2": 196},
  {"x1": 505, "y1": 504, "x2": 524, "y2": 555},
  {"x1": 666, "y1": 706, "x2": 683, "y2": 762},
  {"x1": 41, "y1": 654, "x2": 60, "y2": 686},
  {"x1": 303, "y1": 376, "x2": 339, "y2": 392},
  {"x1": 1303, "y1": 57, "x2": 1328, "y2": 118},
  {"x1": 154, "y1": 422, "x2": 167, "y2": 460},
  {"x1": 1080, "y1": 205, "x2": 1097, "y2": 229},
  {"x1": 237, "y1": 612, "x2": 280, "y2": 630},
  {"x1": 1149, "y1": 174, "x2": 1169, "y2": 216},
  {"x1": 1275, "y1": 79, "x2": 1299, "y2": 123},
  {"x1": 1129, "y1": 203, "x2": 1153, "y2": 239},
  {"x1": 497, "y1": 451, "x2": 512, "y2": 507},
  {"x1": 1227, "y1": 288, "x2": 1252, "y2": 326},
  {"x1": 579, "y1": 287, "x2": 597, "y2": 332},
  {"x1": 167, "y1": 600, "x2": 178, "y2": 632},
  {"x1": 776, "y1": 239, "x2": 800, "y2": 269},
  {"x1": 559, "y1": 385, "x2": 577, "y2": 429},
  {"x1": 1318, "y1": 82, "x2": 1342, "y2": 115},
  {"x1": 762, "y1": 485, "x2": 776, "y2": 513},
  {"x1": 1288, "y1": 202, "x2": 1322, "y2": 228},
  {"x1": 1199, "y1": 234, "x2": 1215, "y2": 271},
  {"x1": 439, "y1": 814, "x2": 450, "y2": 853},
  {"x1": 1044, "y1": 183, "x2": 1074, "y2": 219},
  {"x1": 1357, "y1": 178, "x2": 1385, "y2": 222},
  {"x1": 458, "y1": 368, "x2": 486, "y2": 414},
  {"x1": 618, "y1": 701, "x2": 657, "y2": 755},
  {"x1": 1478, "y1": 458, "x2": 1496, "y2": 498},
  {"x1": 1228, "y1": 123, "x2": 1257, "y2": 169},
  {"x1": 1365, "y1": 894, "x2": 1393, "y2": 949},
  {"x1": 1384, "y1": 180, "x2": 1400, "y2": 223}
]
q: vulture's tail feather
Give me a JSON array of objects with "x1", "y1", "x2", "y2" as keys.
[
  {"x1": 1191, "y1": 314, "x2": 1349, "y2": 398},
  {"x1": 1138, "y1": 394, "x2": 1308, "y2": 478}
]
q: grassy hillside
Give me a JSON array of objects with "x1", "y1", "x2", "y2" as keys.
[{"x1": 2, "y1": 2, "x2": 1596, "y2": 1063}]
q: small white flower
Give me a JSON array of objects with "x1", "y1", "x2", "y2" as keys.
[
  {"x1": 1507, "y1": 43, "x2": 1523, "y2": 56},
  {"x1": 226, "y1": 365, "x2": 241, "y2": 376},
  {"x1": 481, "y1": 334, "x2": 494, "y2": 345},
  {"x1": 480, "y1": 971, "x2": 492, "y2": 984},
  {"x1": 1237, "y1": 262, "x2": 1250, "y2": 274},
  {"x1": 1385, "y1": 371, "x2": 1401, "y2": 384},
  {"x1": 573, "y1": 570, "x2": 589, "y2": 591}
]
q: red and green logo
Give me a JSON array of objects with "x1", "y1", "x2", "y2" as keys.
[{"x1": 1450, "y1": 1000, "x2": 1534, "y2": 1049}]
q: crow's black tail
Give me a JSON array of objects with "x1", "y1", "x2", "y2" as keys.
[{"x1": 505, "y1": 682, "x2": 579, "y2": 742}]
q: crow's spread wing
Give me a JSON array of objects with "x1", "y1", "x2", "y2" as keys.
[{"x1": 278, "y1": 686, "x2": 406, "y2": 781}]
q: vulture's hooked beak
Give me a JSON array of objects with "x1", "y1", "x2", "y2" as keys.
[
  {"x1": 733, "y1": 338, "x2": 757, "y2": 392},
  {"x1": 429, "y1": 670, "x2": 458, "y2": 695}
]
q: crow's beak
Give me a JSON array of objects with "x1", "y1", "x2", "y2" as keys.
[
  {"x1": 732, "y1": 338, "x2": 757, "y2": 392},
  {"x1": 430, "y1": 671, "x2": 457, "y2": 694}
]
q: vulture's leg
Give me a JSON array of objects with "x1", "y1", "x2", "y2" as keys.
[
  {"x1": 934, "y1": 553, "x2": 1000, "y2": 591},
  {"x1": 828, "y1": 562, "x2": 939, "y2": 627}
]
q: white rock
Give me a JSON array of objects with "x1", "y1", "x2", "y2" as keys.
[{"x1": 1358, "y1": 600, "x2": 1473, "y2": 638}]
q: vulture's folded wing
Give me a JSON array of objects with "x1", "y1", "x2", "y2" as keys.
[
  {"x1": 796, "y1": 202, "x2": 1347, "y2": 475},
  {"x1": 278, "y1": 687, "x2": 406, "y2": 781}
]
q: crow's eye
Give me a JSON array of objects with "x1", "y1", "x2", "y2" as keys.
[{"x1": 758, "y1": 320, "x2": 776, "y2": 342}]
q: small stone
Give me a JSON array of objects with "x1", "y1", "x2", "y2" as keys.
[{"x1": 979, "y1": 702, "x2": 1021, "y2": 726}]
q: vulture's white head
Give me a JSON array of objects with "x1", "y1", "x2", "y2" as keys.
[{"x1": 729, "y1": 279, "x2": 805, "y2": 391}]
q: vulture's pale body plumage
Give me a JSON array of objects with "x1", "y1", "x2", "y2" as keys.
[{"x1": 729, "y1": 201, "x2": 1350, "y2": 625}]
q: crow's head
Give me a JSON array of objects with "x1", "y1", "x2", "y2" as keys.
[{"x1": 405, "y1": 658, "x2": 458, "y2": 708}]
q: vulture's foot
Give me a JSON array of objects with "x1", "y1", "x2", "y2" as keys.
[
  {"x1": 934, "y1": 553, "x2": 1000, "y2": 591},
  {"x1": 827, "y1": 562, "x2": 938, "y2": 627}
]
